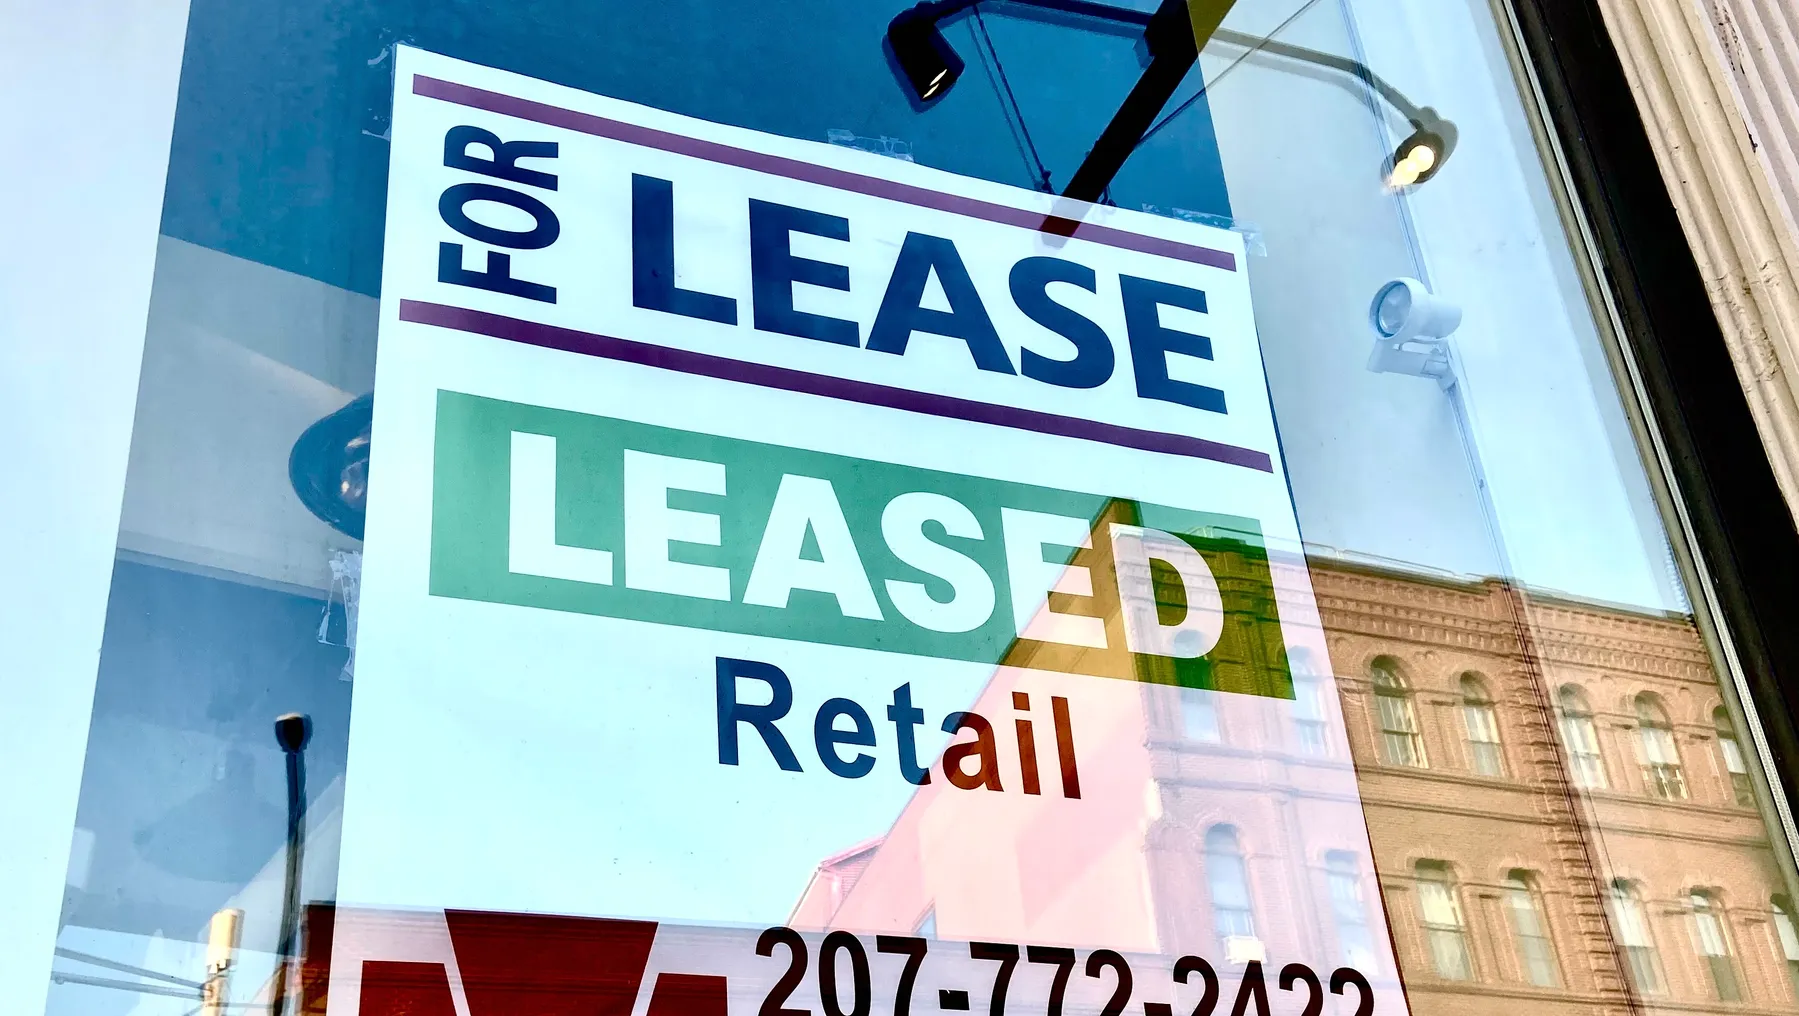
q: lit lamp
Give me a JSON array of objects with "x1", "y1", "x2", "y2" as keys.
[
  {"x1": 883, "y1": 0, "x2": 1459, "y2": 199},
  {"x1": 1387, "y1": 108, "x2": 1457, "y2": 189}
]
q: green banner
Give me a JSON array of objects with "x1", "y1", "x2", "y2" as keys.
[{"x1": 429, "y1": 391, "x2": 1292, "y2": 698}]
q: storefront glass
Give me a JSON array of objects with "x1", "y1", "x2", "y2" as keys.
[{"x1": 28, "y1": 1, "x2": 1799, "y2": 1015}]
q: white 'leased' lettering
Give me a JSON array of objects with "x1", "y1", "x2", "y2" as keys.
[
  {"x1": 999, "y1": 507, "x2": 1108, "y2": 649},
  {"x1": 1110, "y1": 523, "x2": 1224, "y2": 657},
  {"x1": 507, "y1": 431, "x2": 614, "y2": 585},
  {"x1": 881, "y1": 491, "x2": 994, "y2": 633},
  {"x1": 743, "y1": 474, "x2": 884, "y2": 619},
  {"x1": 623, "y1": 449, "x2": 732, "y2": 600}
]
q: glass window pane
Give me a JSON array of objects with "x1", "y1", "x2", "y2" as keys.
[
  {"x1": 29, "y1": 3, "x2": 1799, "y2": 1016},
  {"x1": 1688, "y1": 893, "x2": 1741, "y2": 1000},
  {"x1": 1295, "y1": 654, "x2": 1338, "y2": 755},
  {"x1": 1720, "y1": 736, "x2": 1747, "y2": 773},
  {"x1": 1609, "y1": 883, "x2": 1664, "y2": 995},
  {"x1": 1206, "y1": 828, "x2": 1255, "y2": 941},
  {"x1": 1376, "y1": 677, "x2": 1424, "y2": 768},
  {"x1": 1417, "y1": 865, "x2": 1471, "y2": 981},
  {"x1": 1181, "y1": 688, "x2": 1222, "y2": 743},
  {"x1": 1716, "y1": 708, "x2": 1756, "y2": 807},
  {"x1": 1419, "y1": 880, "x2": 1460, "y2": 926},
  {"x1": 1611, "y1": 889, "x2": 1653, "y2": 948},
  {"x1": 1775, "y1": 899, "x2": 1799, "y2": 1002},
  {"x1": 1462, "y1": 700, "x2": 1503, "y2": 777},
  {"x1": 1692, "y1": 900, "x2": 1728, "y2": 956},
  {"x1": 1557, "y1": 686, "x2": 1609, "y2": 791},
  {"x1": 1776, "y1": 900, "x2": 1799, "y2": 960},
  {"x1": 1293, "y1": 670, "x2": 1330, "y2": 756},
  {"x1": 1504, "y1": 874, "x2": 1558, "y2": 987},
  {"x1": 1634, "y1": 698, "x2": 1688, "y2": 799},
  {"x1": 1641, "y1": 726, "x2": 1679, "y2": 766},
  {"x1": 1327, "y1": 853, "x2": 1378, "y2": 972},
  {"x1": 1377, "y1": 696, "x2": 1409, "y2": 733}
]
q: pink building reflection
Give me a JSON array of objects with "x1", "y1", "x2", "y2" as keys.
[{"x1": 791, "y1": 502, "x2": 1397, "y2": 987}]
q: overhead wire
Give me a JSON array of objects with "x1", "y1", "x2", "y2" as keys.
[
  {"x1": 1136, "y1": 0, "x2": 1325, "y2": 148},
  {"x1": 972, "y1": 5, "x2": 1056, "y2": 192}
]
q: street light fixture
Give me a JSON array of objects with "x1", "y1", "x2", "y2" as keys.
[
  {"x1": 271, "y1": 712, "x2": 312, "y2": 1016},
  {"x1": 1387, "y1": 109, "x2": 1457, "y2": 189},
  {"x1": 290, "y1": 393, "x2": 372, "y2": 540},
  {"x1": 884, "y1": 0, "x2": 1455, "y2": 201},
  {"x1": 889, "y1": 4, "x2": 966, "y2": 102}
]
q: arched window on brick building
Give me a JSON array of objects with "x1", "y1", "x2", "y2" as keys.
[
  {"x1": 1180, "y1": 688, "x2": 1222, "y2": 744},
  {"x1": 1608, "y1": 879, "x2": 1664, "y2": 995},
  {"x1": 1773, "y1": 895, "x2": 1799, "y2": 1001},
  {"x1": 1503, "y1": 870, "x2": 1558, "y2": 987},
  {"x1": 1372, "y1": 659, "x2": 1424, "y2": 768},
  {"x1": 1290, "y1": 647, "x2": 1330, "y2": 756},
  {"x1": 1714, "y1": 707, "x2": 1754, "y2": 806},
  {"x1": 1557, "y1": 685, "x2": 1607, "y2": 789},
  {"x1": 1205, "y1": 826, "x2": 1256, "y2": 944},
  {"x1": 1460, "y1": 674, "x2": 1504, "y2": 777},
  {"x1": 1177, "y1": 629, "x2": 1221, "y2": 743},
  {"x1": 1690, "y1": 890, "x2": 1741, "y2": 1001},
  {"x1": 1636, "y1": 694, "x2": 1686, "y2": 800},
  {"x1": 1415, "y1": 861, "x2": 1472, "y2": 980},
  {"x1": 1326, "y1": 851, "x2": 1377, "y2": 972}
]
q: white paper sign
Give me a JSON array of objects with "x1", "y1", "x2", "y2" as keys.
[{"x1": 329, "y1": 44, "x2": 1406, "y2": 1016}]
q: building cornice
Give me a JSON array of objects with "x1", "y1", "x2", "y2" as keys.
[{"x1": 1306, "y1": 560, "x2": 1710, "y2": 682}]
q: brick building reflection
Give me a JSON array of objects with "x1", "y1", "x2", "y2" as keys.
[{"x1": 792, "y1": 543, "x2": 1799, "y2": 1016}]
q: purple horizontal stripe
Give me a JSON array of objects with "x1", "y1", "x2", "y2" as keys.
[
  {"x1": 412, "y1": 74, "x2": 1236, "y2": 273},
  {"x1": 398, "y1": 300, "x2": 1274, "y2": 473}
]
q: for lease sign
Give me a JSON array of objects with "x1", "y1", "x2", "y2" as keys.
[{"x1": 335, "y1": 44, "x2": 1402, "y2": 1016}]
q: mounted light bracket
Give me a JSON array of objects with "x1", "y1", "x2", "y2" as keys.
[{"x1": 884, "y1": 0, "x2": 1454, "y2": 203}]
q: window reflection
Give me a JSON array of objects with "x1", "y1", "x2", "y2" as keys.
[
  {"x1": 1180, "y1": 688, "x2": 1222, "y2": 744},
  {"x1": 1290, "y1": 648, "x2": 1329, "y2": 756},
  {"x1": 1773, "y1": 895, "x2": 1799, "y2": 1000},
  {"x1": 1557, "y1": 685, "x2": 1608, "y2": 789},
  {"x1": 38, "y1": 0, "x2": 1799, "y2": 1010},
  {"x1": 1635, "y1": 694, "x2": 1686, "y2": 801},
  {"x1": 1689, "y1": 891, "x2": 1741, "y2": 1001},
  {"x1": 1714, "y1": 707, "x2": 1754, "y2": 807},
  {"x1": 1502, "y1": 871, "x2": 1558, "y2": 987},
  {"x1": 1204, "y1": 826, "x2": 1256, "y2": 943},
  {"x1": 1458, "y1": 674, "x2": 1504, "y2": 777},
  {"x1": 1372, "y1": 659, "x2": 1424, "y2": 768},
  {"x1": 1608, "y1": 879, "x2": 1664, "y2": 994},
  {"x1": 1415, "y1": 862, "x2": 1471, "y2": 980},
  {"x1": 1326, "y1": 852, "x2": 1377, "y2": 972},
  {"x1": 914, "y1": 907, "x2": 936, "y2": 939}
]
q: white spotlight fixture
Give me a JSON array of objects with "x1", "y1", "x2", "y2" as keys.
[{"x1": 1367, "y1": 277, "x2": 1463, "y2": 379}]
